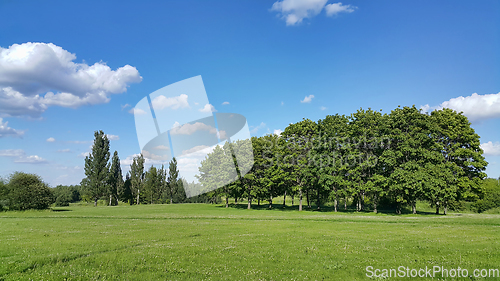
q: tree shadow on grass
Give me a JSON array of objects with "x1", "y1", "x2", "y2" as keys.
[
  {"x1": 51, "y1": 208, "x2": 72, "y2": 212},
  {"x1": 218, "y1": 203, "x2": 442, "y2": 216}
]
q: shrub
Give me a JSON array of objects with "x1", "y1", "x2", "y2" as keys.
[{"x1": 7, "y1": 172, "x2": 54, "y2": 210}]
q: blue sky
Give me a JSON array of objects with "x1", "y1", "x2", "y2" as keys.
[{"x1": 0, "y1": 0, "x2": 499, "y2": 186}]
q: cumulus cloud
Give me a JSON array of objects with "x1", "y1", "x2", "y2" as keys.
[
  {"x1": 271, "y1": 0, "x2": 356, "y2": 26},
  {"x1": 222, "y1": 101, "x2": 230, "y2": 105},
  {"x1": 199, "y1": 103, "x2": 217, "y2": 113},
  {"x1": 0, "y1": 118, "x2": 24, "y2": 138},
  {"x1": 46, "y1": 137, "x2": 55, "y2": 142},
  {"x1": 151, "y1": 94, "x2": 189, "y2": 110},
  {"x1": 0, "y1": 42, "x2": 142, "y2": 118},
  {"x1": 325, "y1": 2, "x2": 356, "y2": 16},
  {"x1": 106, "y1": 134, "x2": 119, "y2": 141},
  {"x1": 78, "y1": 152, "x2": 89, "y2": 158},
  {"x1": 274, "y1": 129, "x2": 283, "y2": 136},
  {"x1": 0, "y1": 149, "x2": 47, "y2": 164},
  {"x1": 301, "y1": 94, "x2": 315, "y2": 103},
  {"x1": 481, "y1": 141, "x2": 500, "y2": 156},
  {"x1": 421, "y1": 92, "x2": 500, "y2": 121}
]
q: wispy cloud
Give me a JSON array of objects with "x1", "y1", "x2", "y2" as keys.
[
  {"x1": 46, "y1": 137, "x2": 56, "y2": 142},
  {"x1": 0, "y1": 118, "x2": 24, "y2": 138},
  {"x1": 222, "y1": 101, "x2": 230, "y2": 105},
  {"x1": 250, "y1": 122, "x2": 267, "y2": 134},
  {"x1": 0, "y1": 149, "x2": 47, "y2": 164}
]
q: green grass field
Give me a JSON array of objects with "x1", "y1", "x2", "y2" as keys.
[{"x1": 1, "y1": 203, "x2": 499, "y2": 280}]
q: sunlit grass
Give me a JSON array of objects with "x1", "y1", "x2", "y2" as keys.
[{"x1": 0, "y1": 204, "x2": 499, "y2": 280}]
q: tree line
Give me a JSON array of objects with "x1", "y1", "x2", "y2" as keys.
[{"x1": 198, "y1": 106, "x2": 489, "y2": 215}]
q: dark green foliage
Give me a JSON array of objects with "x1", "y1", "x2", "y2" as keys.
[
  {"x1": 0, "y1": 177, "x2": 9, "y2": 211},
  {"x1": 472, "y1": 178, "x2": 500, "y2": 213},
  {"x1": 84, "y1": 130, "x2": 111, "y2": 206},
  {"x1": 107, "y1": 151, "x2": 123, "y2": 206},
  {"x1": 52, "y1": 185, "x2": 81, "y2": 207},
  {"x1": 7, "y1": 172, "x2": 54, "y2": 210},
  {"x1": 120, "y1": 173, "x2": 133, "y2": 204}
]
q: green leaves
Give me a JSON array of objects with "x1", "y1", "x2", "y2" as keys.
[{"x1": 84, "y1": 130, "x2": 111, "y2": 205}]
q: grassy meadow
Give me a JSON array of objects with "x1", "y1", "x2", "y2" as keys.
[{"x1": 1, "y1": 203, "x2": 499, "y2": 280}]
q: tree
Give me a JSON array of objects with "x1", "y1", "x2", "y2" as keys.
[
  {"x1": 84, "y1": 130, "x2": 111, "y2": 206},
  {"x1": 428, "y1": 108, "x2": 488, "y2": 214},
  {"x1": 7, "y1": 172, "x2": 54, "y2": 210},
  {"x1": 0, "y1": 177, "x2": 9, "y2": 210},
  {"x1": 107, "y1": 151, "x2": 123, "y2": 206},
  {"x1": 130, "y1": 154, "x2": 145, "y2": 204},
  {"x1": 167, "y1": 158, "x2": 181, "y2": 204},
  {"x1": 120, "y1": 173, "x2": 133, "y2": 204}
]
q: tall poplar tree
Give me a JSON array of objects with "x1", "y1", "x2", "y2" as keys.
[{"x1": 84, "y1": 130, "x2": 110, "y2": 207}]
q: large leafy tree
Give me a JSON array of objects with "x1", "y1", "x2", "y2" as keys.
[
  {"x1": 428, "y1": 108, "x2": 487, "y2": 214},
  {"x1": 84, "y1": 130, "x2": 111, "y2": 207}
]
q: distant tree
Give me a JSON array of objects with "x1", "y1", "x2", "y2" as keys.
[
  {"x1": 120, "y1": 173, "x2": 133, "y2": 204},
  {"x1": 7, "y1": 172, "x2": 54, "y2": 210},
  {"x1": 53, "y1": 185, "x2": 81, "y2": 207},
  {"x1": 472, "y1": 178, "x2": 500, "y2": 213},
  {"x1": 167, "y1": 158, "x2": 180, "y2": 204},
  {"x1": 0, "y1": 177, "x2": 9, "y2": 210},
  {"x1": 84, "y1": 130, "x2": 111, "y2": 206},
  {"x1": 107, "y1": 151, "x2": 123, "y2": 206},
  {"x1": 130, "y1": 154, "x2": 145, "y2": 204},
  {"x1": 143, "y1": 165, "x2": 163, "y2": 204}
]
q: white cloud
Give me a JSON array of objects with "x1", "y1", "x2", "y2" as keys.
[
  {"x1": 46, "y1": 137, "x2": 55, "y2": 142},
  {"x1": 274, "y1": 129, "x2": 283, "y2": 136},
  {"x1": 301, "y1": 94, "x2": 315, "y2": 103},
  {"x1": 142, "y1": 150, "x2": 170, "y2": 161},
  {"x1": 199, "y1": 103, "x2": 217, "y2": 113},
  {"x1": 0, "y1": 149, "x2": 47, "y2": 164},
  {"x1": 0, "y1": 149, "x2": 25, "y2": 157},
  {"x1": 320, "y1": 106, "x2": 327, "y2": 110},
  {"x1": 251, "y1": 122, "x2": 267, "y2": 134},
  {"x1": 271, "y1": 0, "x2": 328, "y2": 25},
  {"x1": 151, "y1": 94, "x2": 189, "y2": 110},
  {"x1": 271, "y1": 0, "x2": 356, "y2": 26},
  {"x1": 172, "y1": 121, "x2": 180, "y2": 128},
  {"x1": 421, "y1": 92, "x2": 500, "y2": 121},
  {"x1": 0, "y1": 42, "x2": 142, "y2": 118},
  {"x1": 481, "y1": 141, "x2": 500, "y2": 156},
  {"x1": 57, "y1": 149, "x2": 71, "y2": 153},
  {"x1": 14, "y1": 155, "x2": 47, "y2": 164},
  {"x1": 121, "y1": 104, "x2": 131, "y2": 110},
  {"x1": 181, "y1": 145, "x2": 210, "y2": 156},
  {"x1": 106, "y1": 134, "x2": 119, "y2": 141},
  {"x1": 325, "y1": 2, "x2": 356, "y2": 16},
  {"x1": 128, "y1": 108, "x2": 147, "y2": 115},
  {"x1": 171, "y1": 122, "x2": 218, "y2": 136},
  {"x1": 153, "y1": 145, "x2": 170, "y2": 151},
  {"x1": 222, "y1": 101, "x2": 230, "y2": 105},
  {"x1": 0, "y1": 118, "x2": 24, "y2": 138}
]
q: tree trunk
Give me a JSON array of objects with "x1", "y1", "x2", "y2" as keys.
[
  {"x1": 435, "y1": 202, "x2": 439, "y2": 215},
  {"x1": 316, "y1": 187, "x2": 321, "y2": 210},
  {"x1": 373, "y1": 194, "x2": 377, "y2": 213},
  {"x1": 299, "y1": 189, "x2": 303, "y2": 211},
  {"x1": 283, "y1": 191, "x2": 286, "y2": 207},
  {"x1": 291, "y1": 194, "x2": 294, "y2": 206},
  {"x1": 269, "y1": 195, "x2": 272, "y2": 209},
  {"x1": 94, "y1": 198, "x2": 98, "y2": 207},
  {"x1": 412, "y1": 202, "x2": 416, "y2": 214},
  {"x1": 306, "y1": 189, "x2": 310, "y2": 208},
  {"x1": 136, "y1": 190, "x2": 140, "y2": 205},
  {"x1": 344, "y1": 195, "x2": 347, "y2": 210},
  {"x1": 334, "y1": 194, "x2": 338, "y2": 212},
  {"x1": 247, "y1": 197, "x2": 251, "y2": 209},
  {"x1": 225, "y1": 196, "x2": 229, "y2": 208},
  {"x1": 109, "y1": 194, "x2": 112, "y2": 206},
  {"x1": 444, "y1": 201, "x2": 447, "y2": 215},
  {"x1": 235, "y1": 197, "x2": 238, "y2": 203},
  {"x1": 258, "y1": 198, "x2": 260, "y2": 206}
]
